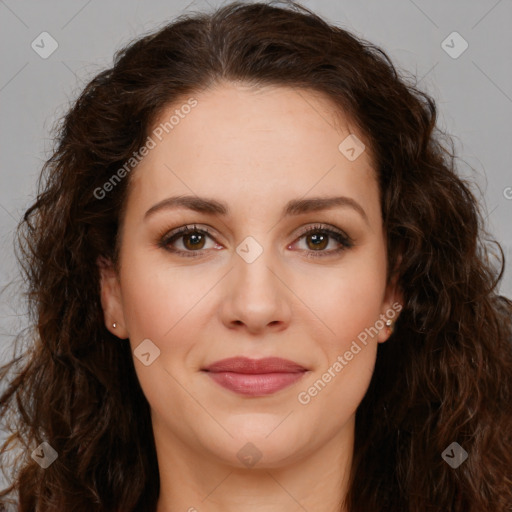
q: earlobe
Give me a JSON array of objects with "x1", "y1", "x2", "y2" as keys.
[
  {"x1": 377, "y1": 272, "x2": 403, "y2": 344},
  {"x1": 97, "y1": 256, "x2": 129, "y2": 339},
  {"x1": 377, "y1": 317, "x2": 396, "y2": 343}
]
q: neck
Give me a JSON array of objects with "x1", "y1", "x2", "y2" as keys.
[{"x1": 154, "y1": 417, "x2": 354, "y2": 512}]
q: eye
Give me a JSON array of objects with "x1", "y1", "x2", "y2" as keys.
[
  {"x1": 158, "y1": 223, "x2": 354, "y2": 259},
  {"x1": 290, "y1": 224, "x2": 354, "y2": 258},
  {"x1": 158, "y1": 224, "x2": 219, "y2": 258}
]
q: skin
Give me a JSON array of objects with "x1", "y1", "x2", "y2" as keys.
[{"x1": 99, "y1": 81, "x2": 401, "y2": 512}]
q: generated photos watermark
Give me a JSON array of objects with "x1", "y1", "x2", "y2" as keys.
[
  {"x1": 93, "y1": 97, "x2": 198, "y2": 200},
  {"x1": 297, "y1": 301, "x2": 403, "y2": 405}
]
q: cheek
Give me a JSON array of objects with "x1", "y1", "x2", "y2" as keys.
[
  {"x1": 297, "y1": 341, "x2": 377, "y2": 438},
  {"x1": 318, "y1": 276, "x2": 382, "y2": 329},
  {"x1": 121, "y1": 272, "x2": 177, "y2": 342},
  {"x1": 296, "y1": 268, "x2": 384, "y2": 421},
  {"x1": 118, "y1": 257, "x2": 208, "y2": 404},
  {"x1": 295, "y1": 249, "x2": 386, "y2": 406},
  {"x1": 119, "y1": 244, "x2": 213, "y2": 341},
  {"x1": 301, "y1": 250, "x2": 388, "y2": 346}
]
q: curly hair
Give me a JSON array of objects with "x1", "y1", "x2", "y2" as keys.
[{"x1": 1, "y1": 1, "x2": 511, "y2": 511}]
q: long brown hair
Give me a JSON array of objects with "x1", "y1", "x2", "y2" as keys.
[{"x1": 1, "y1": 2, "x2": 511, "y2": 510}]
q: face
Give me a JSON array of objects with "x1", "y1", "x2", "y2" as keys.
[{"x1": 100, "y1": 81, "x2": 401, "y2": 470}]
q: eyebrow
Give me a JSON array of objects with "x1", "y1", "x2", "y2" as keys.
[{"x1": 144, "y1": 194, "x2": 369, "y2": 225}]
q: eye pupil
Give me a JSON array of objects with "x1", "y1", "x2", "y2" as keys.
[
  {"x1": 307, "y1": 233, "x2": 328, "y2": 250},
  {"x1": 184, "y1": 232, "x2": 205, "y2": 250},
  {"x1": 161, "y1": 225, "x2": 350, "y2": 259}
]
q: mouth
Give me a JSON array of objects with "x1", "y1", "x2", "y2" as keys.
[{"x1": 201, "y1": 356, "x2": 309, "y2": 397}]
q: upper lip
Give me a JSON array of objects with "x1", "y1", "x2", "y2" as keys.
[{"x1": 202, "y1": 357, "x2": 307, "y2": 374}]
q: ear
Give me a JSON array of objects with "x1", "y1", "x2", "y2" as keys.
[
  {"x1": 377, "y1": 262, "x2": 403, "y2": 344},
  {"x1": 97, "y1": 256, "x2": 129, "y2": 339}
]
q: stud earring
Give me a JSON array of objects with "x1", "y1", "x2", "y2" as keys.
[
  {"x1": 112, "y1": 322, "x2": 117, "y2": 328},
  {"x1": 385, "y1": 319, "x2": 394, "y2": 333}
]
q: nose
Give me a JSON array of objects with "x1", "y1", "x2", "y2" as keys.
[{"x1": 218, "y1": 242, "x2": 293, "y2": 335}]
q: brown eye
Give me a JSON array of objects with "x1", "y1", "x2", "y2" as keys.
[
  {"x1": 159, "y1": 223, "x2": 353, "y2": 259},
  {"x1": 159, "y1": 224, "x2": 217, "y2": 258},
  {"x1": 305, "y1": 232, "x2": 329, "y2": 251},
  {"x1": 182, "y1": 231, "x2": 207, "y2": 250},
  {"x1": 292, "y1": 224, "x2": 354, "y2": 259}
]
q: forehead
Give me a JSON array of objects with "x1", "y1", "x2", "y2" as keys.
[{"x1": 125, "y1": 82, "x2": 379, "y2": 223}]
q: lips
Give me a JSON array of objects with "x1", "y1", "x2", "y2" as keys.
[
  {"x1": 202, "y1": 357, "x2": 308, "y2": 396},
  {"x1": 203, "y1": 356, "x2": 307, "y2": 374}
]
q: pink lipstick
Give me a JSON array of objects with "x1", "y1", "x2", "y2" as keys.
[{"x1": 202, "y1": 356, "x2": 308, "y2": 396}]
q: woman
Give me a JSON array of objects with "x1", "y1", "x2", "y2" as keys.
[{"x1": 1, "y1": 2, "x2": 511, "y2": 511}]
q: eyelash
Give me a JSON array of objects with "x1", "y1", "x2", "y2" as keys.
[{"x1": 158, "y1": 223, "x2": 354, "y2": 259}]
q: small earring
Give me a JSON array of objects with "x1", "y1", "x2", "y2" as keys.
[
  {"x1": 385, "y1": 319, "x2": 394, "y2": 332},
  {"x1": 112, "y1": 322, "x2": 117, "y2": 328}
]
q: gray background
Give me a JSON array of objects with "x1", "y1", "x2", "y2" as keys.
[{"x1": 1, "y1": 0, "x2": 511, "y2": 362}]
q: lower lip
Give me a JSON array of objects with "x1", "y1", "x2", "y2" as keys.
[{"x1": 204, "y1": 371, "x2": 307, "y2": 396}]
